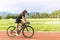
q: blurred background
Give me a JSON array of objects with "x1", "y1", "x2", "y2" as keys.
[{"x1": 0, "y1": 0, "x2": 60, "y2": 32}]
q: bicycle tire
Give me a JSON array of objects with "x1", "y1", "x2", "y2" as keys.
[
  {"x1": 7, "y1": 26, "x2": 16, "y2": 37},
  {"x1": 22, "y1": 26, "x2": 34, "y2": 38}
]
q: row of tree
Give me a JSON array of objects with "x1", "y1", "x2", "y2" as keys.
[
  {"x1": 29, "y1": 10, "x2": 60, "y2": 18},
  {"x1": 0, "y1": 15, "x2": 17, "y2": 19},
  {"x1": 0, "y1": 10, "x2": 60, "y2": 19}
]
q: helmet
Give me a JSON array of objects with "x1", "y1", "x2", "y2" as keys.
[
  {"x1": 23, "y1": 10, "x2": 27, "y2": 13},
  {"x1": 23, "y1": 10, "x2": 29, "y2": 15}
]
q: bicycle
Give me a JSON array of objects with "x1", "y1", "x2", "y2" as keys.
[{"x1": 7, "y1": 22, "x2": 34, "y2": 38}]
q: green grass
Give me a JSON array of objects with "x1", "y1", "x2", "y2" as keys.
[
  {"x1": 28, "y1": 18, "x2": 60, "y2": 22},
  {"x1": 0, "y1": 19, "x2": 60, "y2": 32},
  {"x1": 0, "y1": 19, "x2": 15, "y2": 30}
]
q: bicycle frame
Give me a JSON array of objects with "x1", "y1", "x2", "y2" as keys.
[{"x1": 17, "y1": 23, "x2": 27, "y2": 34}]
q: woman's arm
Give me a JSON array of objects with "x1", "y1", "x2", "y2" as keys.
[{"x1": 22, "y1": 16, "x2": 26, "y2": 23}]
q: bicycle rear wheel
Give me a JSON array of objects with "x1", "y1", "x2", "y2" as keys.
[
  {"x1": 22, "y1": 26, "x2": 34, "y2": 38},
  {"x1": 7, "y1": 26, "x2": 16, "y2": 37}
]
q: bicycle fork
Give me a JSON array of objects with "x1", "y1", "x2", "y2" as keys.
[{"x1": 26, "y1": 26, "x2": 29, "y2": 32}]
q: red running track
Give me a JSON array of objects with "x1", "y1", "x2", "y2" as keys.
[{"x1": 0, "y1": 32, "x2": 60, "y2": 40}]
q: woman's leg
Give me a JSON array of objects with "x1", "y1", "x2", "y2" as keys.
[
  {"x1": 19, "y1": 19, "x2": 25, "y2": 29},
  {"x1": 16, "y1": 23, "x2": 19, "y2": 36}
]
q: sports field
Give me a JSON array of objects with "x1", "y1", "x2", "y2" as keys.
[
  {"x1": 1, "y1": 18, "x2": 60, "y2": 40},
  {"x1": 0, "y1": 18, "x2": 60, "y2": 32}
]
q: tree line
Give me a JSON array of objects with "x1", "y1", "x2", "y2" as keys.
[
  {"x1": 29, "y1": 10, "x2": 60, "y2": 18},
  {"x1": 0, "y1": 14, "x2": 17, "y2": 19},
  {"x1": 0, "y1": 10, "x2": 60, "y2": 19}
]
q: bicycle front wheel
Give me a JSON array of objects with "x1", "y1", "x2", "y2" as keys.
[{"x1": 22, "y1": 26, "x2": 34, "y2": 38}]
